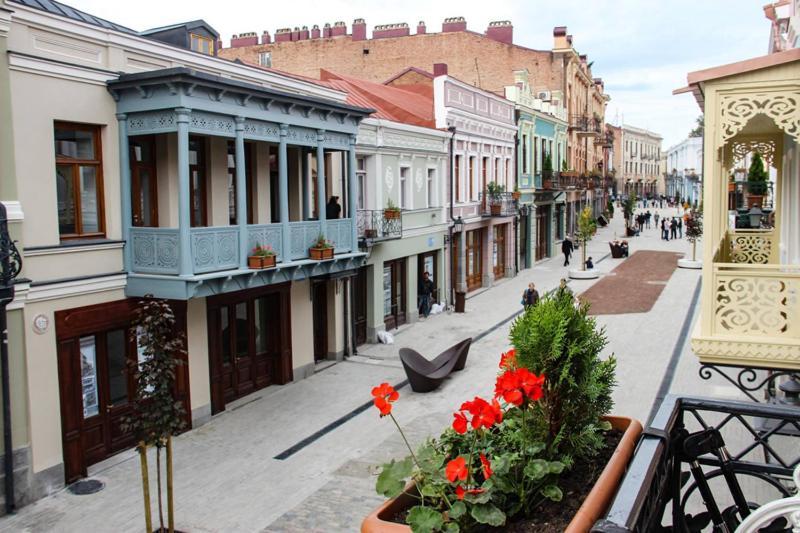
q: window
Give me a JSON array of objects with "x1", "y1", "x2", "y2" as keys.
[
  {"x1": 356, "y1": 156, "x2": 366, "y2": 210},
  {"x1": 533, "y1": 136, "x2": 539, "y2": 175},
  {"x1": 469, "y1": 157, "x2": 475, "y2": 200},
  {"x1": 495, "y1": 157, "x2": 501, "y2": 187},
  {"x1": 190, "y1": 33, "x2": 214, "y2": 55},
  {"x1": 426, "y1": 168, "x2": 435, "y2": 208},
  {"x1": 258, "y1": 52, "x2": 272, "y2": 67},
  {"x1": 54, "y1": 123, "x2": 105, "y2": 238},
  {"x1": 400, "y1": 166, "x2": 410, "y2": 209},
  {"x1": 454, "y1": 155, "x2": 462, "y2": 202},
  {"x1": 522, "y1": 134, "x2": 529, "y2": 174},
  {"x1": 189, "y1": 137, "x2": 208, "y2": 226}
]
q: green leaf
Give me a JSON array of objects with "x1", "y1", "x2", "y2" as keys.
[
  {"x1": 598, "y1": 420, "x2": 613, "y2": 431},
  {"x1": 541, "y1": 484, "x2": 563, "y2": 501},
  {"x1": 448, "y1": 500, "x2": 466, "y2": 519},
  {"x1": 548, "y1": 461, "x2": 565, "y2": 474},
  {"x1": 470, "y1": 502, "x2": 506, "y2": 527},
  {"x1": 464, "y1": 489, "x2": 491, "y2": 504},
  {"x1": 420, "y1": 483, "x2": 441, "y2": 498},
  {"x1": 443, "y1": 522, "x2": 460, "y2": 533},
  {"x1": 407, "y1": 505, "x2": 444, "y2": 533},
  {"x1": 524, "y1": 459, "x2": 549, "y2": 480},
  {"x1": 376, "y1": 457, "x2": 413, "y2": 498},
  {"x1": 526, "y1": 443, "x2": 546, "y2": 456}
]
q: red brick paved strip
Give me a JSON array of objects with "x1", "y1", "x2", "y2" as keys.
[{"x1": 579, "y1": 250, "x2": 683, "y2": 315}]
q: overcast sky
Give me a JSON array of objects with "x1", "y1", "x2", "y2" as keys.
[{"x1": 64, "y1": 0, "x2": 767, "y2": 148}]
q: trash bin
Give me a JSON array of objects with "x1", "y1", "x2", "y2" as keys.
[{"x1": 455, "y1": 291, "x2": 466, "y2": 313}]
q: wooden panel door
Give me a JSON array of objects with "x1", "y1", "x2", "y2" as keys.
[
  {"x1": 493, "y1": 225, "x2": 506, "y2": 279},
  {"x1": 466, "y1": 229, "x2": 483, "y2": 292},
  {"x1": 353, "y1": 268, "x2": 368, "y2": 346},
  {"x1": 536, "y1": 207, "x2": 548, "y2": 260},
  {"x1": 130, "y1": 136, "x2": 158, "y2": 227}
]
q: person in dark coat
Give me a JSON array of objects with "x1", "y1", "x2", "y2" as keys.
[
  {"x1": 585, "y1": 256, "x2": 594, "y2": 270},
  {"x1": 418, "y1": 271, "x2": 434, "y2": 318},
  {"x1": 562, "y1": 236, "x2": 574, "y2": 267},
  {"x1": 521, "y1": 282, "x2": 539, "y2": 309},
  {"x1": 670, "y1": 218, "x2": 678, "y2": 240},
  {"x1": 677, "y1": 218, "x2": 683, "y2": 238},
  {"x1": 325, "y1": 196, "x2": 342, "y2": 219}
]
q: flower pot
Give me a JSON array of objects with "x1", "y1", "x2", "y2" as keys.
[
  {"x1": 490, "y1": 204, "x2": 503, "y2": 216},
  {"x1": 262, "y1": 254, "x2": 276, "y2": 268},
  {"x1": 511, "y1": 191, "x2": 521, "y2": 200},
  {"x1": 248, "y1": 255, "x2": 277, "y2": 269},
  {"x1": 361, "y1": 415, "x2": 642, "y2": 533},
  {"x1": 384, "y1": 209, "x2": 401, "y2": 220},
  {"x1": 365, "y1": 229, "x2": 378, "y2": 239},
  {"x1": 309, "y1": 247, "x2": 334, "y2": 260},
  {"x1": 543, "y1": 179, "x2": 553, "y2": 189},
  {"x1": 746, "y1": 194, "x2": 764, "y2": 209},
  {"x1": 728, "y1": 182, "x2": 735, "y2": 192}
]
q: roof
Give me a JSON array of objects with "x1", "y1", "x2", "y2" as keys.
[
  {"x1": 233, "y1": 59, "x2": 335, "y2": 91},
  {"x1": 383, "y1": 66, "x2": 434, "y2": 85},
  {"x1": 9, "y1": 0, "x2": 138, "y2": 34},
  {"x1": 318, "y1": 70, "x2": 435, "y2": 128},
  {"x1": 140, "y1": 19, "x2": 219, "y2": 39},
  {"x1": 674, "y1": 48, "x2": 800, "y2": 107}
]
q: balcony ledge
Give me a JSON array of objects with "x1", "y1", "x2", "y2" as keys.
[
  {"x1": 691, "y1": 324, "x2": 800, "y2": 371},
  {"x1": 126, "y1": 252, "x2": 366, "y2": 300}
]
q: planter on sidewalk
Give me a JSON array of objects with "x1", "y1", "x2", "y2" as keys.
[
  {"x1": 362, "y1": 416, "x2": 642, "y2": 533},
  {"x1": 569, "y1": 268, "x2": 600, "y2": 280}
]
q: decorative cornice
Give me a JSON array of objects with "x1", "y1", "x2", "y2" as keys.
[{"x1": 692, "y1": 336, "x2": 800, "y2": 371}]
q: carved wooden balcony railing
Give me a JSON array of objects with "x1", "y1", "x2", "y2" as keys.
[{"x1": 725, "y1": 229, "x2": 779, "y2": 264}]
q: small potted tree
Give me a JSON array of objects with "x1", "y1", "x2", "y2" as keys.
[
  {"x1": 486, "y1": 181, "x2": 505, "y2": 215},
  {"x1": 542, "y1": 153, "x2": 554, "y2": 189},
  {"x1": 747, "y1": 151, "x2": 768, "y2": 208},
  {"x1": 623, "y1": 194, "x2": 637, "y2": 237},
  {"x1": 309, "y1": 234, "x2": 334, "y2": 260},
  {"x1": 679, "y1": 206, "x2": 703, "y2": 269},
  {"x1": 384, "y1": 198, "x2": 401, "y2": 220},
  {"x1": 248, "y1": 244, "x2": 276, "y2": 269},
  {"x1": 123, "y1": 297, "x2": 187, "y2": 533},
  {"x1": 569, "y1": 206, "x2": 599, "y2": 279}
]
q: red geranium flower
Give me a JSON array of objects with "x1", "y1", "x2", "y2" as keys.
[
  {"x1": 480, "y1": 453, "x2": 493, "y2": 479},
  {"x1": 446, "y1": 456, "x2": 468, "y2": 483},
  {"x1": 495, "y1": 368, "x2": 546, "y2": 405},
  {"x1": 371, "y1": 382, "x2": 399, "y2": 416},
  {"x1": 499, "y1": 348, "x2": 517, "y2": 370},
  {"x1": 517, "y1": 368, "x2": 545, "y2": 400},
  {"x1": 454, "y1": 485, "x2": 485, "y2": 500},
  {"x1": 452, "y1": 411, "x2": 468, "y2": 434}
]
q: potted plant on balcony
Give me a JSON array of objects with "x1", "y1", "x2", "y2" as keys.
[
  {"x1": 542, "y1": 153, "x2": 554, "y2": 189},
  {"x1": 746, "y1": 151, "x2": 768, "y2": 208},
  {"x1": 569, "y1": 206, "x2": 599, "y2": 280},
  {"x1": 511, "y1": 185, "x2": 521, "y2": 201},
  {"x1": 486, "y1": 181, "x2": 505, "y2": 215},
  {"x1": 679, "y1": 205, "x2": 703, "y2": 269},
  {"x1": 384, "y1": 198, "x2": 401, "y2": 220},
  {"x1": 309, "y1": 234, "x2": 334, "y2": 260},
  {"x1": 362, "y1": 291, "x2": 642, "y2": 532},
  {"x1": 248, "y1": 244, "x2": 276, "y2": 269}
]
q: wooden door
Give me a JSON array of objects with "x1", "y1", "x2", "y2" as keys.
[
  {"x1": 189, "y1": 136, "x2": 207, "y2": 227},
  {"x1": 493, "y1": 225, "x2": 506, "y2": 279},
  {"x1": 536, "y1": 207, "x2": 548, "y2": 260},
  {"x1": 519, "y1": 214, "x2": 529, "y2": 269},
  {"x1": 466, "y1": 229, "x2": 483, "y2": 292},
  {"x1": 353, "y1": 268, "x2": 367, "y2": 346},
  {"x1": 130, "y1": 136, "x2": 158, "y2": 227},
  {"x1": 383, "y1": 259, "x2": 406, "y2": 330},
  {"x1": 312, "y1": 282, "x2": 328, "y2": 361}
]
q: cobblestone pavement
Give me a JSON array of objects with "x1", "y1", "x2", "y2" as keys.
[{"x1": 0, "y1": 207, "x2": 709, "y2": 533}]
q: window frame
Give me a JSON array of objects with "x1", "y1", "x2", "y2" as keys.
[
  {"x1": 54, "y1": 121, "x2": 106, "y2": 240},
  {"x1": 426, "y1": 167, "x2": 436, "y2": 208},
  {"x1": 399, "y1": 165, "x2": 411, "y2": 210},
  {"x1": 190, "y1": 33, "x2": 214, "y2": 55}
]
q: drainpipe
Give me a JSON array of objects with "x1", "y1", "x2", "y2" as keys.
[
  {"x1": 447, "y1": 126, "x2": 457, "y2": 307},
  {"x1": 513, "y1": 129, "x2": 520, "y2": 275}
]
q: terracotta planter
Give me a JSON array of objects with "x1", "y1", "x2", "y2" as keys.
[
  {"x1": 728, "y1": 182, "x2": 735, "y2": 192},
  {"x1": 543, "y1": 179, "x2": 553, "y2": 189},
  {"x1": 361, "y1": 415, "x2": 642, "y2": 533},
  {"x1": 746, "y1": 194, "x2": 764, "y2": 208},
  {"x1": 490, "y1": 204, "x2": 503, "y2": 216},
  {"x1": 364, "y1": 229, "x2": 378, "y2": 239},
  {"x1": 309, "y1": 247, "x2": 334, "y2": 260},
  {"x1": 248, "y1": 254, "x2": 277, "y2": 269},
  {"x1": 511, "y1": 191, "x2": 521, "y2": 200},
  {"x1": 384, "y1": 209, "x2": 401, "y2": 220}
]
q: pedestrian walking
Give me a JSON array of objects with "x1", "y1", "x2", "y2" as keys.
[
  {"x1": 661, "y1": 218, "x2": 668, "y2": 240},
  {"x1": 645, "y1": 210, "x2": 651, "y2": 229},
  {"x1": 418, "y1": 271, "x2": 434, "y2": 318},
  {"x1": 556, "y1": 278, "x2": 572, "y2": 298},
  {"x1": 521, "y1": 282, "x2": 539, "y2": 309},
  {"x1": 677, "y1": 218, "x2": 683, "y2": 238},
  {"x1": 670, "y1": 218, "x2": 678, "y2": 240},
  {"x1": 654, "y1": 213, "x2": 660, "y2": 227},
  {"x1": 562, "y1": 235, "x2": 574, "y2": 267}
]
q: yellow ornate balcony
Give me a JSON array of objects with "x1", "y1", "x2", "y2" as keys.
[{"x1": 723, "y1": 229, "x2": 779, "y2": 264}]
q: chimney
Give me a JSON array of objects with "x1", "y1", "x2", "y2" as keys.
[
  {"x1": 230, "y1": 32, "x2": 258, "y2": 48},
  {"x1": 216, "y1": 39, "x2": 223, "y2": 51},
  {"x1": 331, "y1": 21, "x2": 347, "y2": 37},
  {"x1": 579, "y1": 54, "x2": 588, "y2": 65},
  {"x1": 261, "y1": 30, "x2": 271, "y2": 44},
  {"x1": 291, "y1": 27, "x2": 300, "y2": 41},
  {"x1": 373, "y1": 22, "x2": 410, "y2": 39},
  {"x1": 323, "y1": 23, "x2": 332, "y2": 38},
  {"x1": 442, "y1": 16, "x2": 466, "y2": 32},
  {"x1": 352, "y1": 18, "x2": 367, "y2": 41},
  {"x1": 417, "y1": 20, "x2": 426, "y2": 34},
  {"x1": 275, "y1": 28, "x2": 292, "y2": 43},
  {"x1": 433, "y1": 63, "x2": 448, "y2": 76},
  {"x1": 486, "y1": 20, "x2": 512, "y2": 44},
  {"x1": 311, "y1": 24, "x2": 320, "y2": 39},
  {"x1": 299, "y1": 25, "x2": 309, "y2": 40},
  {"x1": 553, "y1": 26, "x2": 569, "y2": 49}
]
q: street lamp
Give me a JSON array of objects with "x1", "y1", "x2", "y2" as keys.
[
  {"x1": 453, "y1": 216, "x2": 464, "y2": 233},
  {"x1": 748, "y1": 205, "x2": 763, "y2": 229},
  {"x1": 0, "y1": 203, "x2": 21, "y2": 513}
]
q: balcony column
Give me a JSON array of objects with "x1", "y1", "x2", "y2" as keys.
[
  {"x1": 316, "y1": 130, "x2": 327, "y2": 238},
  {"x1": 235, "y1": 117, "x2": 247, "y2": 269},
  {"x1": 279, "y1": 124, "x2": 290, "y2": 261},
  {"x1": 347, "y1": 135, "x2": 358, "y2": 249},
  {"x1": 176, "y1": 108, "x2": 193, "y2": 277},
  {"x1": 116, "y1": 113, "x2": 132, "y2": 272}
]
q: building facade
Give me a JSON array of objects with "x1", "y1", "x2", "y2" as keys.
[
  {"x1": 0, "y1": 0, "x2": 373, "y2": 508},
  {"x1": 612, "y1": 124, "x2": 663, "y2": 198},
  {"x1": 665, "y1": 136, "x2": 703, "y2": 204}
]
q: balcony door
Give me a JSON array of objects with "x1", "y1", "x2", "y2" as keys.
[
  {"x1": 130, "y1": 137, "x2": 158, "y2": 227},
  {"x1": 536, "y1": 206, "x2": 549, "y2": 260},
  {"x1": 353, "y1": 268, "x2": 367, "y2": 346},
  {"x1": 189, "y1": 136, "x2": 208, "y2": 227},
  {"x1": 466, "y1": 229, "x2": 483, "y2": 292}
]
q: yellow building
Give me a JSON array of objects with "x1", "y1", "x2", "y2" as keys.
[{"x1": 676, "y1": 48, "x2": 800, "y2": 370}]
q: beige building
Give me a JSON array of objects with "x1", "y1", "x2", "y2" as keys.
[
  {"x1": 0, "y1": 0, "x2": 372, "y2": 509},
  {"x1": 613, "y1": 124, "x2": 663, "y2": 198}
]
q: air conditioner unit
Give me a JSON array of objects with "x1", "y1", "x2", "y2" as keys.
[{"x1": 537, "y1": 91, "x2": 551, "y2": 101}]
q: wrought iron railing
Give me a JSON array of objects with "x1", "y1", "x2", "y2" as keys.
[
  {"x1": 569, "y1": 114, "x2": 602, "y2": 134},
  {"x1": 357, "y1": 209, "x2": 402, "y2": 242},
  {"x1": 592, "y1": 395, "x2": 800, "y2": 532},
  {"x1": 729, "y1": 181, "x2": 775, "y2": 210},
  {"x1": 479, "y1": 191, "x2": 517, "y2": 217}
]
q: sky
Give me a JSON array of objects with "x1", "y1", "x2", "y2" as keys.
[{"x1": 62, "y1": 0, "x2": 767, "y2": 149}]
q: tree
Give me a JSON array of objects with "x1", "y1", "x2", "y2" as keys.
[
  {"x1": 747, "y1": 151, "x2": 768, "y2": 195},
  {"x1": 574, "y1": 206, "x2": 597, "y2": 271},
  {"x1": 606, "y1": 199, "x2": 614, "y2": 218},
  {"x1": 543, "y1": 152, "x2": 553, "y2": 175},
  {"x1": 688, "y1": 115, "x2": 704, "y2": 138},
  {"x1": 684, "y1": 207, "x2": 703, "y2": 262},
  {"x1": 123, "y1": 297, "x2": 187, "y2": 533},
  {"x1": 623, "y1": 193, "x2": 637, "y2": 228}
]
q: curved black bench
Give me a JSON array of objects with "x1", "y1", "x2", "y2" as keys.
[{"x1": 398, "y1": 338, "x2": 472, "y2": 393}]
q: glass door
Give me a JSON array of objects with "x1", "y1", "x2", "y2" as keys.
[{"x1": 130, "y1": 137, "x2": 158, "y2": 227}]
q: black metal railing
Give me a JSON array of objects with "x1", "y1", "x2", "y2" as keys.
[
  {"x1": 592, "y1": 395, "x2": 800, "y2": 532},
  {"x1": 728, "y1": 181, "x2": 775, "y2": 210},
  {"x1": 356, "y1": 209, "x2": 402, "y2": 242},
  {"x1": 569, "y1": 114, "x2": 602, "y2": 134},
  {"x1": 479, "y1": 191, "x2": 517, "y2": 217}
]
